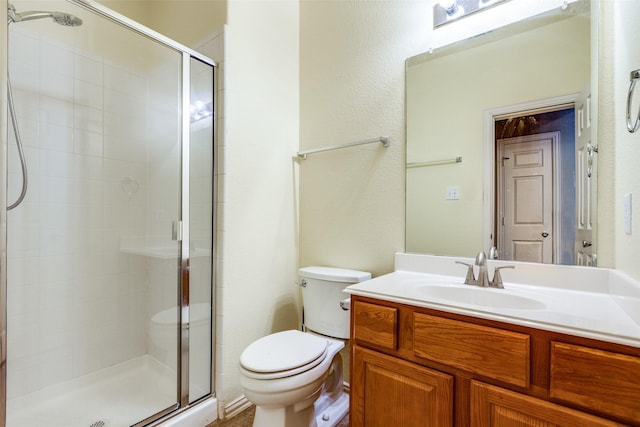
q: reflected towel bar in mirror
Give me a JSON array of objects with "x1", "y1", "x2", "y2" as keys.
[
  {"x1": 407, "y1": 156, "x2": 462, "y2": 168},
  {"x1": 297, "y1": 136, "x2": 390, "y2": 160},
  {"x1": 627, "y1": 68, "x2": 640, "y2": 133}
]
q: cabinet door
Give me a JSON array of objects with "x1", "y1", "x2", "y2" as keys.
[
  {"x1": 470, "y1": 381, "x2": 625, "y2": 427},
  {"x1": 351, "y1": 346, "x2": 453, "y2": 427},
  {"x1": 550, "y1": 342, "x2": 640, "y2": 424}
]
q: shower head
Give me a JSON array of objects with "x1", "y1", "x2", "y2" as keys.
[
  {"x1": 50, "y1": 12, "x2": 83, "y2": 27},
  {"x1": 8, "y1": 4, "x2": 83, "y2": 26}
]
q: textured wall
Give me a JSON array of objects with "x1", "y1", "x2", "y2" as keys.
[
  {"x1": 596, "y1": 0, "x2": 615, "y2": 268},
  {"x1": 219, "y1": 0, "x2": 300, "y2": 407},
  {"x1": 299, "y1": 0, "x2": 425, "y2": 277},
  {"x1": 612, "y1": 0, "x2": 640, "y2": 279}
]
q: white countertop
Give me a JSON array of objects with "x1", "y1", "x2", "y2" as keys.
[{"x1": 344, "y1": 254, "x2": 640, "y2": 348}]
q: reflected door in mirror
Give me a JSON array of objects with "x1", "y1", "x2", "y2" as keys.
[
  {"x1": 498, "y1": 134, "x2": 556, "y2": 263},
  {"x1": 575, "y1": 89, "x2": 596, "y2": 266}
]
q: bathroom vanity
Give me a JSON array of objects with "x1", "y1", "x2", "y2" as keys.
[{"x1": 346, "y1": 254, "x2": 640, "y2": 427}]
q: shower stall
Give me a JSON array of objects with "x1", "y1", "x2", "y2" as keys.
[{"x1": 1, "y1": 0, "x2": 216, "y2": 426}]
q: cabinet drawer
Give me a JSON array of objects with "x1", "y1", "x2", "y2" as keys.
[
  {"x1": 353, "y1": 301, "x2": 398, "y2": 350},
  {"x1": 414, "y1": 313, "x2": 530, "y2": 388},
  {"x1": 550, "y1": 342, "x2": 640, "y2": 424}
]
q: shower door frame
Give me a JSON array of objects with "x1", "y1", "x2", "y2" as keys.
[
  {"x1": 0, "y1": 0, "x2": 217, "y2": 425},
  {"x1": 0, "y1": 1, "x2": 9, "y2": 427}
]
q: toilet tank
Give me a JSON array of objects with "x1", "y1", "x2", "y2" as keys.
[{"x1": 299, "y1": 266, "x2": 371, "y2": 339}]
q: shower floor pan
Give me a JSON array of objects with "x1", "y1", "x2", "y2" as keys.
[{"x1": 6, "y1": 355, "x2": 176, "y2": 427}]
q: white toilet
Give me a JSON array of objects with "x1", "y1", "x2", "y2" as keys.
[{"x1": 239, "y1": 266, "x2": 371, "y2": 427}]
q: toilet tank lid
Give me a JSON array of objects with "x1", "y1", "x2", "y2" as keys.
[{"x1": 298, "y1": 266, "x2": 371, "y2": 283}]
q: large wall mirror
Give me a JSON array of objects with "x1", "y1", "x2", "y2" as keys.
[{"x1": 406, "y1": 0, "x2": 596, "y2": 266}]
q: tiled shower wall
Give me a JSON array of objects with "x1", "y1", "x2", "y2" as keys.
[{"x1": 6, "y1": 24, "x2": 160, "y2": 399}]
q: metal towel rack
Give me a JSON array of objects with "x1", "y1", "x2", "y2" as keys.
[
  {"x1": 407, "y1": 156, "x2": 462, "y2": 168},
  {"x1": 627, "y1": 68, "x2": 640, "y2": 133},
  {"x1": 297, "y1": 136, "x2": 390, "y2": 160}
]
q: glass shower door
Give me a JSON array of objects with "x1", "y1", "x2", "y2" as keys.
[{"x1": 5, "y1": 1, "x2": 188, "y2": 425}]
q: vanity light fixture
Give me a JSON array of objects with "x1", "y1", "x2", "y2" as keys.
[
  {"x1": 434, "y1": 0, "x2": 507, "y2": 28},
  {"x1": 438, "y1": 0, "x2": 461, "y2": 16}
]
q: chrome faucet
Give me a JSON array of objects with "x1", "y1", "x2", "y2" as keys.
[
  {"x1": 455, "y1": 251, "x2": 515, "y2": 288},
  {"x1": 490, "y1": 266, "x2": 515, "y2": 289},
  {"x1": 475, "y1": 251, "x2": 490, "y2": 287},
  {"x1": 489, "y1": 246, "x2": 499, "y2": 259}
]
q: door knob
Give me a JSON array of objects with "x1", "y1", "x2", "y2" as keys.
[
  {"x1": 582, "y1": 240, "x2": 592, "y2": 248},
  {"x1": 541, "y1": 232, "x2": 549, "y2": 238}
]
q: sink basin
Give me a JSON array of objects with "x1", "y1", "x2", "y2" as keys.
[{"x1": 417, "y1": 285, "x2": 546, "y2": 310}]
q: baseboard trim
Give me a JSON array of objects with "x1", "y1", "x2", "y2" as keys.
[{"x1": 224, "y1": 395, "x2": 254, "y2": 419}]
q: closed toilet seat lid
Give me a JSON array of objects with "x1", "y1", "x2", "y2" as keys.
[{"x1": 240, "y1": 330, "x2": 327, "y2": 377}]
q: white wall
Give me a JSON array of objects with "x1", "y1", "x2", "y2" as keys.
[
  {"x1": 217, "y1": 0, "x2": 300, "y2": 408},
  {"x1": 99, "y1": 0, "x2": 227, "y2": 48},
  {"x1": 299, "y1": 0, "x2": 425, "y2": 276}
]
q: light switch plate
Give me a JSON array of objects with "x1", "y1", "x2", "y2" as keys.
[{"x1": 445, "y1": 186, "x2": 460, "y2": 200}]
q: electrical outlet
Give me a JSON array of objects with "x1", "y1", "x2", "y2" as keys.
[
  {"x1": 445, "y1": 186, "x2": 460, "y2": 200},
  {"x1": 624, "y1": 193, "x2": 632, "y2": 234}
]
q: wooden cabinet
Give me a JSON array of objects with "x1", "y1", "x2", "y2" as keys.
[
  {"x1": 351, "y1": 346, "x2": 453, "y2": 427},
  {"x1": 470, "y1": 381, "x2": 624, "y2": 427},
  {"x1": 350, "y1": 296, "x2": 640, "y2": 427},
  {"x1": 353, "y1": 300, "x2": 398, "y2": 350},
  {"x1": 550, "y1": 342, "x2": 640, "y2": 422},
  {"x1": 413, "y1": 313, "x2": 530, "y2": 388}
]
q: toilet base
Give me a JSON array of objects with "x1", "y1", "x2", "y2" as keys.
[
  {"x1": 251, "y1": 389, "x2": 349, "y2": 427},
  {"x1": 253, "y1": 403, "x2": 315, "y2": 427},
  {"x1": 314, "y1": 389, "x2": 349, "y2": 427}
]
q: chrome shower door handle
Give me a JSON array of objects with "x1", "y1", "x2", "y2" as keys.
[{"x1": 172, "y1": 220, "x2": 183, "y2": 241}]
